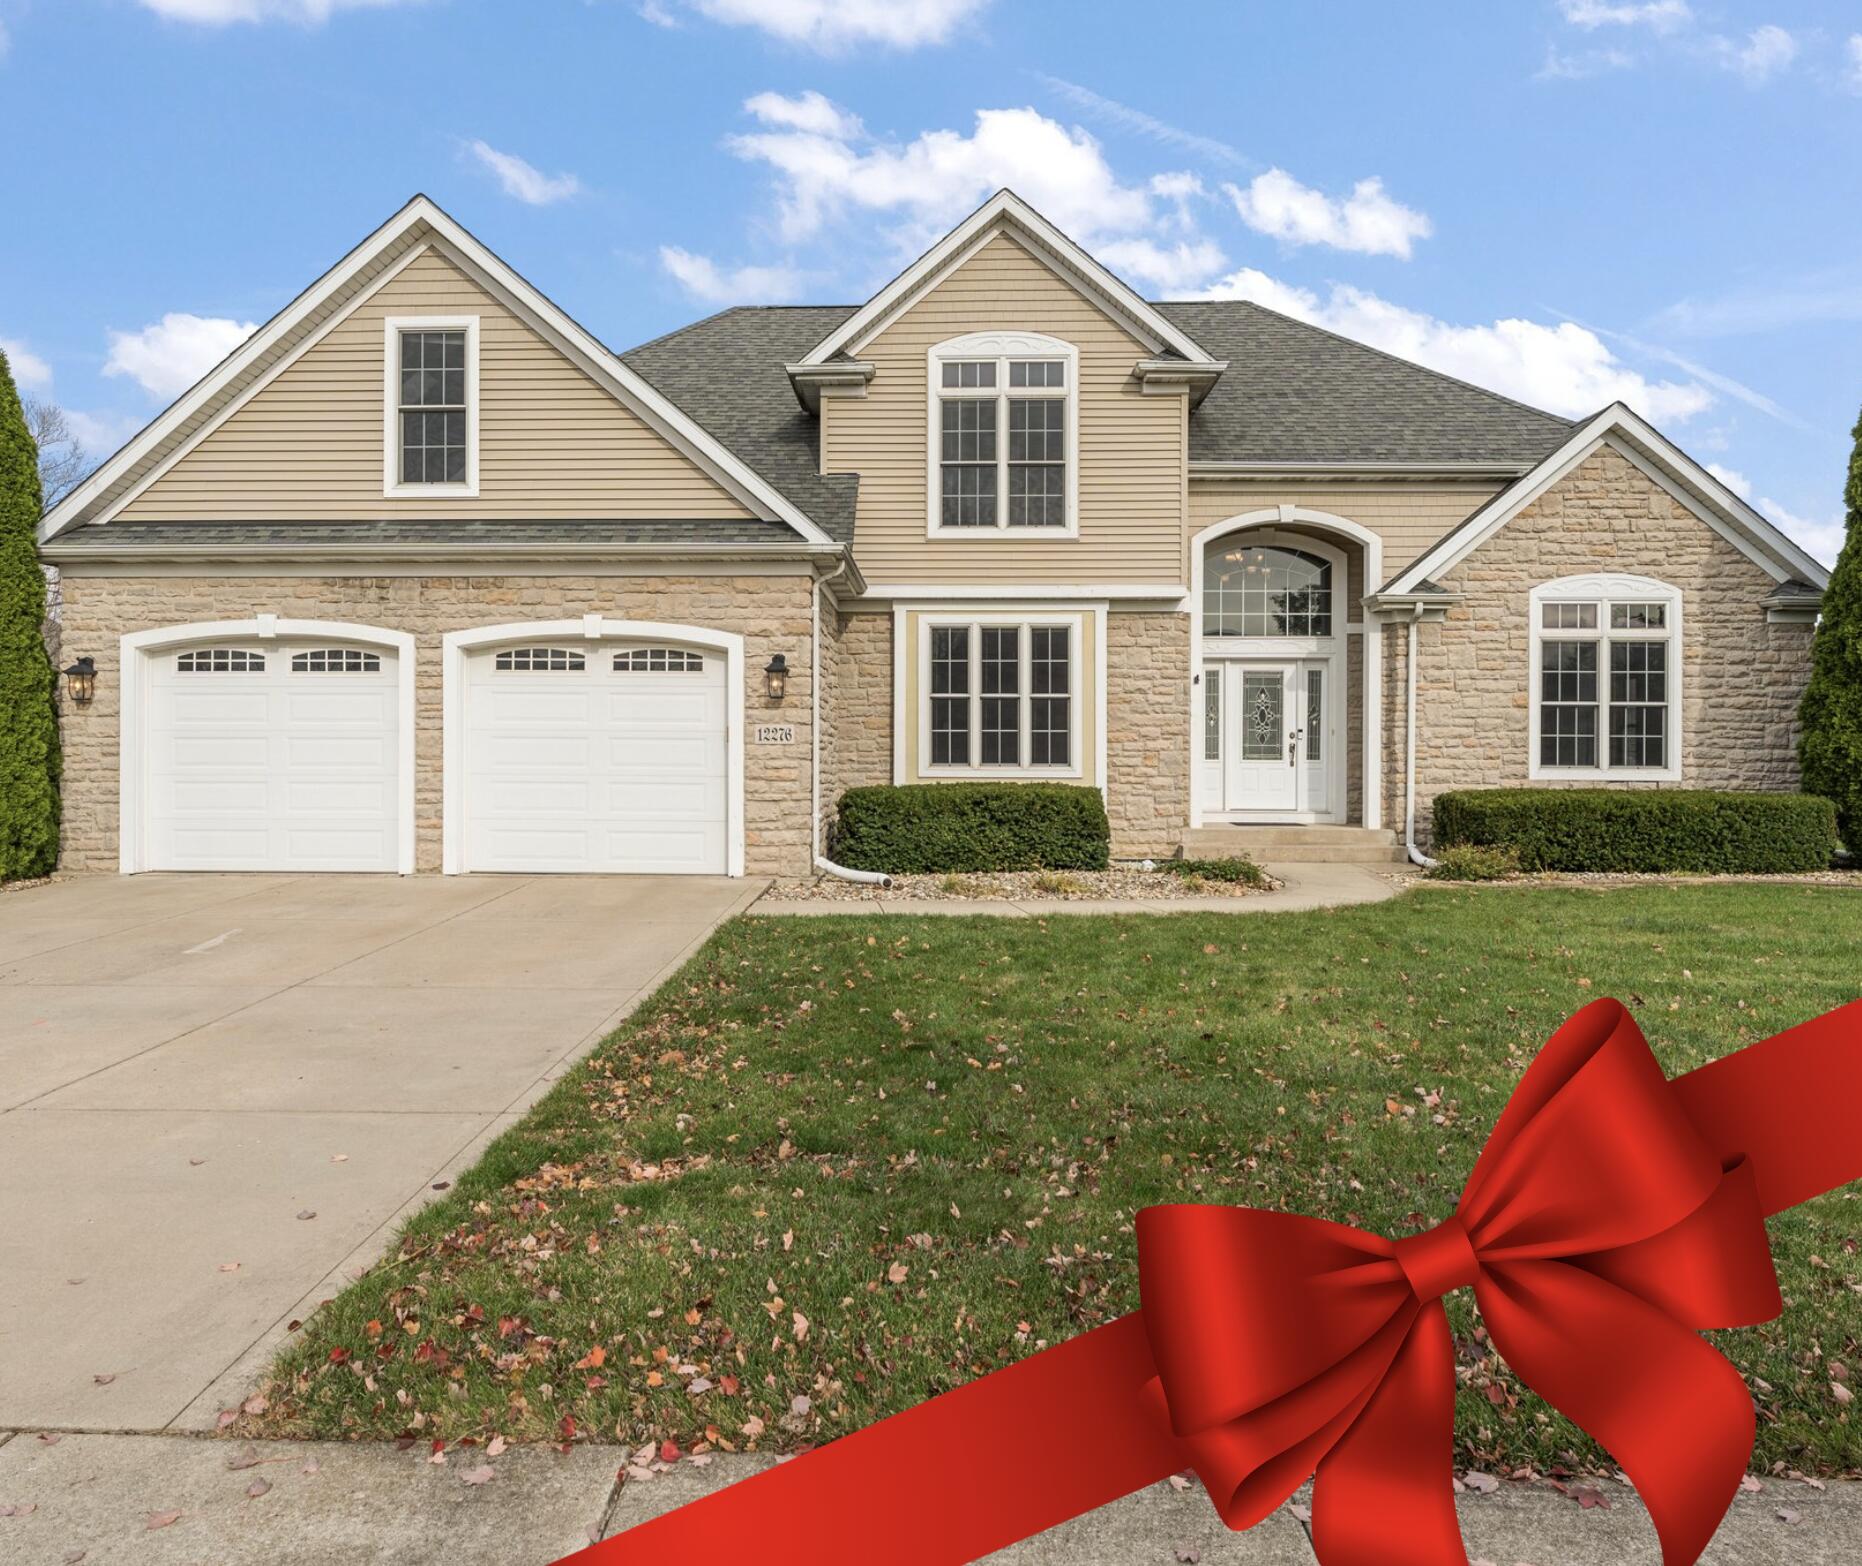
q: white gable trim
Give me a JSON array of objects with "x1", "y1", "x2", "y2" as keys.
[
  {"x1": 1383, "y1": 404, "x2": 1829, "y2": 595},
  {"x1": 42, "y1": 196, "x2": 838, "y2": 550},
  {"x1": 798, "y1": 189, "x2": 1218, "y2": 368}
]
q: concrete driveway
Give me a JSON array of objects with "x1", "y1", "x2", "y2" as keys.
[{"x1": 0, "y1": 872, "x2": 762, "y2": 1433}]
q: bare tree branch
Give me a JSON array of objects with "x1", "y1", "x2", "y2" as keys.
[{"x1": 23, "y1": 396, "x2": 89, "y2": 508}]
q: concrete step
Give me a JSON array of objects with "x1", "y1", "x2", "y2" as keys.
[{"x1": 1180, "y1": 826, "x2": 1405, "y2": 864}]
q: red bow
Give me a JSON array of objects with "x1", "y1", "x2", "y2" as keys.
[
  {"x1": 578, "y1": 997, "x2": 1862, "y2": 1566},
  {"x1": 1138, "y1": 999, "x2": 1782, "y2": 1566}
]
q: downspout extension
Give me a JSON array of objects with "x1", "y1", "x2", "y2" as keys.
[
  {"x1": 1403, "y1": 606, "x2": 1437, "y2": 870},
  {"x1": 810, "y1": 556, "x2": 882, "y2": 885}
]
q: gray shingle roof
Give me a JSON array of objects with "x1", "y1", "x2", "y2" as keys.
[
  {"x1": 1154, "y1": 301, "x2": 1574, "y2": 466},
  {"x1": 42, "y1": 518, "x2": 810, "y2": 554},
  {"x1": 621, "y1": 307, "x2": 861, "y2": 546},
  {"x1": 616, "y1": 301, "x2": 1573, "y2": 530}
]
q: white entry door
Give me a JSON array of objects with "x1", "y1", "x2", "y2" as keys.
[
  {"x1": 461, "y1": 640, "x2": 728, "y2": 874},
  {"x1": 1201, "y1": 659, "x2": 1331, "y2": 819},
  {"x1": 145, "y1": 640, "x2": 400, "y2": 871}
]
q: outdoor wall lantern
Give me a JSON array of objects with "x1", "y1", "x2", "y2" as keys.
[
  {"x1": 764, "y1": 653, "x2": 789, "y2": 703},
  {"x1": 62, "y1": 656, "x2": 97, "y2": 706}
]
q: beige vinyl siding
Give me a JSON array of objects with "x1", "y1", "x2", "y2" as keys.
[
  {"x1": 1188, "y1": 479, "x2": 1507, "y2": 589},
  {"x1": 823, "y1": 232, "x2": 1186, "y2": 585},
  {"x1": 121, "y1": 247, "x2": 754, "y2": 522}
]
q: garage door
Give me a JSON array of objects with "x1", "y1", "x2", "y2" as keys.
[
  {"x1": 461, "y1": 640, "x2": 728, "y2": 874},
  {"x1": 145, "y1": 641, "x2": 401, "y2": 871}
]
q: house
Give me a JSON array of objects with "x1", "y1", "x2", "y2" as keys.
[{"x1": 39, "y1": 190, "x2": 1829, "y2": 878}]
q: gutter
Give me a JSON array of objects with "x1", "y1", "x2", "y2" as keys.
[
  {"x1": 39, "y1": 539, "x2": 846, "y2": 566},
  {"x1": 1190, "y1": 460, "x2": 1530, "y2": 481},
  {"x1": 1403, "y1": 605, "x2": 1436, "y2": 871}
]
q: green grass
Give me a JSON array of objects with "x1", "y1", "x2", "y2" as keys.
[{"x1": 252, "y1": 885, "x2": 1862, "y2": 1477}]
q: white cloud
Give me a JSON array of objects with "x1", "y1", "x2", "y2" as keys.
[
  {"x1": 1758, "y1": 496, "x2": 1847, "y2": 567},
  {"x1": 1225, "y1": 169, "x2": 1432, "y2": 260},
  {"x1": 658, "y1": 246, "x2": 811, "y2": 305},
  {"x1": 1846, "y1": 33, "x2": 1862, "y2": 92},
  {"x1": 1537, "y1": 45, "x2": 1635, "y2": 80},
  {"x1": 104, "y1": 313, "x2": 258, "y2": 399},
  {"x1": 137, "y1": 0, "x2": 420, "y2": 22},
  {"x1": 743, "y1": 89, "x2": 863, "y2": 140},
  {"x1": 1197, "y1": 267, "x2": 1713, "y2": 424},
  {"x1": 1558, "y1": 0, "x2": 1690, "y2": 32},
  {"x1": 0, "y1": 337, "x2": 53, "y2": 390},
  {"x1": 1706, "y1": 463, "x2": 1752, "y2": 499},
  {"x1": 727, "y1": 99, "x2": 1156, "y2": 250},
  {"x1": 63, "y1": 408, "x2": 146, "y2": 457},
  {"x1": 1709, "y1": 25, "x2": 1797, "y2": 86},
  {"x1": 666, "y1": 0, "x2": 989, "y2": 52},
  {"x1": 466, "y1": 140, "x2": 581, "y2": 205},
  {"x1": 1095, "y1": 238, "x2": 1227, "y2": 294}
]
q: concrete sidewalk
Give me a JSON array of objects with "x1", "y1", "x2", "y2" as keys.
[
  {"x1": 751, "y1": 860, "x2": 1402, "y2": 917},
  {"x1": 0, "y1": 1435, "x2": 1851, "y2": 1565},
  {"x1": 0, "y1": 873, "x2": 762, "y2": 1436}
]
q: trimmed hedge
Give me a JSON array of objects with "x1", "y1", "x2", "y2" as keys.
[
  {"x1": 1432, "y1": 788, "x2": 1839, "y2": 874},
  {"x1": 833, "y1": 783, "x2": 1110, "y2": 873}
]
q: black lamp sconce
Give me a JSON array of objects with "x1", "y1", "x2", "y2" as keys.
[
  {"x1": 764, "y1": 653, "x2": 789, "y2": 703},
  {"x1": 62, "y1": 656, "x2": 97, "y2": 706}
]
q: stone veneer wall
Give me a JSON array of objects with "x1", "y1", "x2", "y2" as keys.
[
  {"x1": 1404, "y1": 445, "x2": 1814, "y2": 845},
  {"x1": 1105, "y1": 611, "x2": 1191, "y2": 857},
  {"x1": 57, "y1": 572, "x2": 816, "y2": 877},
  {"x1": 818, "y1": 608, "x2": 893, "y2": 847}
]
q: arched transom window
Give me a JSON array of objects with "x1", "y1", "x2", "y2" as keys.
[{"x1": 1203, "y1": 542, "x2": 1333, "y2": 637}]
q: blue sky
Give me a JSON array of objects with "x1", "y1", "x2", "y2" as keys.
[{"x1": 2, "y1": 0, "x2": 1859, "y2": 561}]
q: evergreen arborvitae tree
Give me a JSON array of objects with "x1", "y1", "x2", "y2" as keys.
[
  {"x1": 0, "y1": 349, "x2": 61, "y2": 880},
  {"x1": 1797, "y1": 404, "x2": 1862, "y2": 853}
]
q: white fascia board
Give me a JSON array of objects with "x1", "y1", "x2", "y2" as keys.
[
  {"x1": 1382, "y1": 404, "x2": 1830, "y2": 595},
  {"x1": 40, "y1": 195, "x2": 438, "y2": 541},
  {"x1": 43, "y1": 195, "x2": 841, "y2": 554},
  {"x1": 1191, "y1": 460, "x2": 1531, "y2": 480},
  {"x1": 798, "y1": 189, "x2": 1218, "y2": 369}
]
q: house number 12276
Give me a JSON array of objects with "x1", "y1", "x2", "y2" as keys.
[{"x1": 755, "y1": 724, "x2": 796, "y2": 745}]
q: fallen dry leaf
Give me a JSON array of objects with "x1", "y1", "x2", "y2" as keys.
[
  {"x1": 296, "y1": 1210, "x2": 317, "y2": 1222},
  {"x1": 1, "y1": 1503, "x2": 39, "y2": 1517},
  {"x1": 486, "y1": 1436, "x2": 506, "y2": 1458},
  {"x1": 217, "y1": 1263, "x2": 240, "y2": 1274},
  {"x1": 1462, "y1": 1471, "x2": 1500, "y2": 1495},
  {"x1": 227, "y1": 1448, "x2": 263, "y2": 1472},
  {"x1": 1777, "y1": 1507, "x2": 1801, "y2": 1524},
  {"x1": 63, "y1": 1551, "x2": 86, "y2": 1564},
  {"x1": 886, "y1": 1262, "x2": 909, "y2": 1286},
  {"x1": 1832, "y1": 1382, "x2": 1853, "y2": 1407},
  {"x1": 92, "y1": 1374, "x2": 115, "y2": 1386},
  {"x1": 36, "y1": 1433, "x2": 60, "y2": 1446},
  {"x1": 459, "y1": 1466, "x2": 496, "y2": 1487},
  {"x1": 1739, "y1": 1475, "x2": 1764, "y2": 1493},
  {"x1": 246, "y1": 1479, "x2": 271, "y2": 1500},
  {"x1": 145, "y1": 1510, "x2": 182, "y2": 1530},
  {"x1": 1173, "y1": 1547, "x2": 1201, "y2": 1564}
]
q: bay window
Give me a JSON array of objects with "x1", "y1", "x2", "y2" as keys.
[{"x1": 1529, "y1": 576, "x2": 1681, "y2": 780}]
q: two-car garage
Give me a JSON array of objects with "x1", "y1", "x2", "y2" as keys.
[{"x1": 124, "y1": 619, "x2": 738, "y2": 877}]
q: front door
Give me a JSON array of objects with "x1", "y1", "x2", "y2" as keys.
[{"x1": 1201, "y1": 659, "x2": 1331, "y2": 819}]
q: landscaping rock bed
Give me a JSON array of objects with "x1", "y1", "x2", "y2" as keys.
[{"x1": 777, "y1": 865, "x2": 1282, "y2": 902}]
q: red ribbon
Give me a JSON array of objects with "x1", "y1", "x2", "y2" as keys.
[{"x1": 569, "y1": 997, "x2": 1862, "y2": 1566}]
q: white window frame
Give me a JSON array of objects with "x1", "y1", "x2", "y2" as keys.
[
  {"x1": 916, "y1": 611, "x2": 1084, "y2": 779},
  {"x1": 383, "y1": 314, "x2": 480, "y2": 498},
  {"x1": 1528, "y1": 573, "x2": 1682, "y2": 783},
  {"x1": 926, "y1": 331, "x2": 1079, "y2": 539}
]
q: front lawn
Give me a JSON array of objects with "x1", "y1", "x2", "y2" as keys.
[{"x1": 251, "y1": 886, "x2": 1862, "y2": 1477}]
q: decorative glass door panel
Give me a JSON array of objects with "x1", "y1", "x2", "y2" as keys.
[{"x1": 1203, "y1": 659, "x2": 1331, "y2": 818}]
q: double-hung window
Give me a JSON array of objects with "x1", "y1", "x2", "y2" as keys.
[
  {"x1": 1530, "y1": 576, "x2": 1681, "y2": 780},
  {"x1": 384, "y1": 316, "x2": 479, "y2": 496},
  {"x1": 922, "y1": 616, "x2": 1079, "y2": 774},
  {"x1": 930, "y1": 334, "x2": 1076, "y2": 535}
]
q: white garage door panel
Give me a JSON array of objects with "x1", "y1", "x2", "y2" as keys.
[
  {"x1": 145, "y1": 641, "x2": 400, "y2": 872},
  {"x1": 463, "y1": 642, "x2": 729, "y2": 874}
]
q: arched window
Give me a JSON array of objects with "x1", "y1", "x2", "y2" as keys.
[{"x1": 1203, "y1": 542, "x2": 1333, "y2": 637}]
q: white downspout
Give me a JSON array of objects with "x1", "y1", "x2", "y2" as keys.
[
  {"x1": 1404, "y1": 605, "x2": 1437, "y2": 869},
  {"x1": 810, "y1": 557, "x2": 892, "y2": 888}
]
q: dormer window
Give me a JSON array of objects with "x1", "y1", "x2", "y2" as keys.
[
  {"x1": 384, "y1": 315, "x2": 479, "y2": 497},
  {"x1": 928, "y1": 332, "x2": 1077, "y2": 536}
]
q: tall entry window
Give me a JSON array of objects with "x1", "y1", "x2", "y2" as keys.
[
  {"x1": 1204, "y1": 543, "x2": 1333, "y2": 637},
  {"x1": 930, "y1": 334, "x2": 1077, "y2": 534}
]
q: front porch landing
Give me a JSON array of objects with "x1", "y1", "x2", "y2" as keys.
[{"x1": 1179, "y1": 824, "x2": 1404, "y2": 864}]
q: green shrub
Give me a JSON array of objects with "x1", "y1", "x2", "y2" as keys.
[
  {"x1": 0, "y1": 349, "x2": 60, "y2": 882},
  {"x1": 1158, "y1": 856, "x2": 1269, "y2": 888},
  {"x1": 1798, "y1": 403, "x2": 1862, "y2": 851},
  {"x1": 1423, "y1": 843, "x2": 1521, "y2": 882},
  {"x1": 1431, "y1": 789, "x2": 1838, "y2": 874},
  {"x1": 832, "y1": 784, "x2": 1110, "y2": 873}
]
